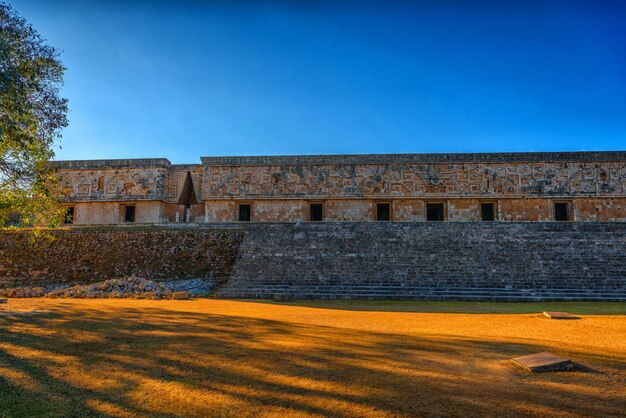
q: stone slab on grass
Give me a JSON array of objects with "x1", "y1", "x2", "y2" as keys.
[
  {"x1": 172, "y1": 291, "x2": 190, "y2": 300},
  {"x1": 543, "y1": 311, "x2": 580, "y2": 319},
  {"x1": 511, "y1": 351, "x2": 574, "y2": 372}
]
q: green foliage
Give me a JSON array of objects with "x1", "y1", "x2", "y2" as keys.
[{"x1": 0, "y1": 2, "x2": 68, "y2": 227}]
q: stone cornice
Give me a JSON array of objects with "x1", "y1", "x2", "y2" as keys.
[
  {"x1": 201, "y1": 151, "x2": 626, "y2": 166},
  {"x1": 52, "y1": 158, "x2": 171, "y2": 170}
]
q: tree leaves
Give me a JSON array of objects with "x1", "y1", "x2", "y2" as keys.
[{"x1": 0, "y1": 2, "x2": 67, "y2": 227}]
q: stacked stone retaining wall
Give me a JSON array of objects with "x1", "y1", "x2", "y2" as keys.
[
  {"x1": 1, "y1": 223, "x2": 625, "y2": 301},
  {"x1": 0, "y1": 226, "x2": 243, "y2": 287}
]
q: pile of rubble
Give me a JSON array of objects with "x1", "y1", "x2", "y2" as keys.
[
  {"x1": 0, "y1": 287, "x2": 46, "y2": 298},
  {"x1": 0, "y1": 277, "x2": 215, "y2": 299}
]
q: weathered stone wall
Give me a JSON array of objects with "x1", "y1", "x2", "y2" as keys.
[
  {"x1": 0, "y1": 227, "x2": 243, "y2": 287},
  {"x1": 70, "y1": 201, "x2": 167, "y2": 224},
  {"x1": 165, "y1": 165, "x2": 203, "y2": 205},
  {"x1": 53, "y1": 159, "x2": 171, "y2": 202},
  {"x1": 324, "y1": 199, "x2": 374, "y2": 221},
  {"x1": 252, "y1": 200, "x2": 307, "y2": 222},
  {"x1": 53, "y1": 152, "x2": 626, "y2": 224},
  {"x1": 199, "y1": 152, "x2": 626, "y2": 222},
  {"x1": 392, "y1": 199, "x2": 425, "y2": 221},
  {"x1": 201, "y1": 197, "x2": 626, "y2": 222},
  {"x1": 204, "y1": 200, "x2": 236, "y2": 223},
  {"x1": 201, "y1": 152, "x2": 626, "y2": 199},
  {"x1": 218, "y1": 222, "x2": 626, "y2": 301},
  {"x1": 2, "y1": 222, "x2": 626, "y2": 301}
]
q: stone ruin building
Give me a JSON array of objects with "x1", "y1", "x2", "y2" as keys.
[
  {"x1": 2, "y1": 150, "x2": 625, "y2": 301},
  {"x1": 52, "y1": 151, "x2": 626, "y2": 225}
]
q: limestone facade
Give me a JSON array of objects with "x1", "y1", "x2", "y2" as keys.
[{"x1": 52, "y1": 152, "x2": 626, "y2": 224}]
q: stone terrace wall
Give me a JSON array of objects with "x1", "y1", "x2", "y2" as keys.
[
  {"x1": 0, "y1": 227, "x2": 243, "y2": 287},
  {"x1": 218, "y1": 222, "x2": 626, "y2": 301},
  {"x1": 3, "y1": 222, "x2": 626, "y2": 301}
]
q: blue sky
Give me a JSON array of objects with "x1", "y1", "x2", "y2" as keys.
[{"x1": 11, "y1": 0, "x2": 626, "y2": 163}]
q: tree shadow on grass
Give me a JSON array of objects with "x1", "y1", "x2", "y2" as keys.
[{"x1": 0, "y1": 304, "x2": 625, "y2": 417}]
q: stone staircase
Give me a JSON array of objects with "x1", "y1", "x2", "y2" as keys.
[{"x1": 215, "y1": 222, "x2": 626, "y2": 301}]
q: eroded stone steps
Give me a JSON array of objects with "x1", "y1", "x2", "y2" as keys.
[
  {"x1": 216, "y1": 222, "x2": 626, "y2": 301},
  {"x1": 221, "y1": 284, "x2": 626, "y2": 292},
  {"x1": 218, "y1": 293, "x2": 626, "y2": 302},
  {"x1": 220, "y1": 286, "x2": 626, "y2": 294},
  {"x1": 219, "y1": 280, "x2": 626, "y2": 293},
  {"x1": 220, "y1": 287, "x2": 626, "y2": 296},
  {"x1": 218, "y1": 286, "x2": 626, "y2": 300},
  {"x1": 219, "y1": 285, "x2": 626, "y2": 301}
]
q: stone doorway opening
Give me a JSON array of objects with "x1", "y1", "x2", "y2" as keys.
[{"x1": 177, "y1": 172, "x2": 198, "y2": 222}]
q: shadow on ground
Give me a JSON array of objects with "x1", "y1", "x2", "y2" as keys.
[{"x1": 0, "y1": 303, "x2": 624, "y2": 417}]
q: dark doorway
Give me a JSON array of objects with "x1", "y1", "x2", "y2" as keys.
[
  {"x1": 426, "y1": 203, "x2": 444, "y2": 221},
  {"x1": 177, "y1": 172, "x2": 198, "y2": 223},
  {"x1": 63, "y1": 207, "x2": 74, "y2": 224},
  {"x1": 124, "y1": 206, "x2": 136, "y2": 223},
  {"x1": 310, "y1": 203, "x2": 323, "y2": 221},
  {"x1": 555, "y1": 202, "x2": 569, "y2": 221},
  {"x1": 481, "y1": 203, "x2": 495, "y2": 221},
  {"x1": 238, "y1": 204, "x2": 251, "y2": 222},
  {"x1": 376, "y1": 203, "x2": 390, "y2": 221}
]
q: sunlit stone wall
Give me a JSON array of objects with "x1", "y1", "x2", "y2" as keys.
[{"x1": 53, "y1": 152, "x2": 626, "y2": 224}]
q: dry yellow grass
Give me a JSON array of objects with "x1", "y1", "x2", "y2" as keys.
[{"x1": 0, "y1": 298, "x2": 625, "y2": 417}]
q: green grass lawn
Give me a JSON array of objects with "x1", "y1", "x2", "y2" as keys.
[{"x1": 251, "y1": 300, "x2": 626, "y2": 314}]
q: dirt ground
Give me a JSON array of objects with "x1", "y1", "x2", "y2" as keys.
[{"x1": 0, "y1": 298, "x2": 625, "y2": 417}]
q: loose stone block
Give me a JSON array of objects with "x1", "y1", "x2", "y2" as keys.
[
  {"x1": 511, "y1": 352, "x2": 574, "y2": 372},
  {"x1": 172, "y1": 291, "x2": 190, "y2": 300},
  {"x1": 543, "y1": 311, "x2": 580, "y2": 319}
]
